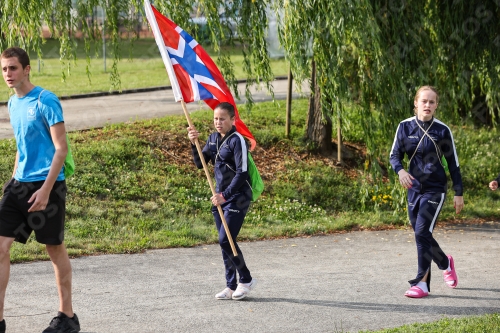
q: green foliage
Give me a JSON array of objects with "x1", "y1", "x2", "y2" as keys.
[
  {"x1": 453, "y1": 125, "x2": 500, "y2": 191},
  {"x1": 276, "y1": 0, "x2": 500, "y2": 177},
  {"x1": 239, "y1": 98, "x2": 309, "y2": 146},
  {"x1": 0, "y1": 0, "x2": 143, "y2": 90},
  {"x1": 0, "y1": 0, "x2": 276, "y2": 110},
  {"x1": 2, "y1": 0, "x2": 499, "y2": 183},
  {"x1": 0, "y1": 0, "x2": 52, "y2": 58},
  {"x1": 0, "y1": 139, "x2": 16, "y2": 176}
]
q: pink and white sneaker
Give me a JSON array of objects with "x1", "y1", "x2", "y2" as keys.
[
  {"x1": 232, "y1": 279, "x2": 257, "y2": 300},
  {"x1": 215, "y1": 287, "x2": 234, "y2": 300},
  {"x1": 404, "y1": 286, "x2": 429, "y2": 298},
  {"x1": 443, "y1": 254, "x2": 458, "y2": 288}
]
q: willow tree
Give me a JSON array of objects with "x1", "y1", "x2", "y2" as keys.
[
  {"x1": 0, "y1": 0, "x2": 273, "y2": 103},
  {"x1": 1, "y1": 0, "x2": 499, "y2": 162},
  {"x1": 0, "y1": 0, "x2": 137, "y2": 87},
  {"x1": 149, "y1": 0, "x2": 273, "y2": 102},
  {"x1": 277, "y1": 0, "x2": 500, "y2": 163}
]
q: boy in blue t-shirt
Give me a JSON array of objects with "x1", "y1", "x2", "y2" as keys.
[{"x1": 0, "y1": 47, "x2": 80, "y2": 333}]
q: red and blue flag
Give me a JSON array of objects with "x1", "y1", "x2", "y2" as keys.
[{"x1": 144, "y1": 1, "x2": 256, "y2": 149}]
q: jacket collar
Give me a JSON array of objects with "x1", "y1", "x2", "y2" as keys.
[
  {"x1": 217, "y1": 126, "x2": 237, "y2": 147},
  {"x1": 409, "y1": 116, "x2": 434, "y2": 132},
  {"x1": 415, "y1": 116, "x2": 434, "y2": 130}
]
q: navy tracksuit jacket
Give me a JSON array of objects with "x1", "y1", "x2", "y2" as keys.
[
  {"x1": 192, "y1": 126, "x2": 253, "y2": 289},
  {"x1": 390, "y1": 116, "x2": 463, "y2": 196},
  {"x1": 390, "y1": 116, "x2": 463, "y2": 288}
]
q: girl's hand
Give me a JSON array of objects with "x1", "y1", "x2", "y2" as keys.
[
  {"x1": 453, "y1": 196, "x2": 464, "y2": 214},
  {"x1": 398, "y1": 169, "x2": 415, "y2": 189}
]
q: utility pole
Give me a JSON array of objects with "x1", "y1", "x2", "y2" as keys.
[
  {"x1": 102, "y1": 5, "x2": 106, "y2": 73},
  {"x1": 285, "y1": 65, "x2": 293, "y2": 138}
]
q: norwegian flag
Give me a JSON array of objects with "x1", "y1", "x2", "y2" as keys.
[{"x1": 144, "y1": 0, "x2": 256, "y2": 149}]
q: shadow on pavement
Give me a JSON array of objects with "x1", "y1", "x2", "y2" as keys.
[{"x1": 249, "y1": 297, "x2": 500, "y2": 315}]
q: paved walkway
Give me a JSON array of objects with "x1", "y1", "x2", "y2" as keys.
[
  {"x1": 5, "y1": 221, "x2": 500, "y2": 332},
  {"x1": 1, "y1": 81, "x2": 499, "y2": 332}
]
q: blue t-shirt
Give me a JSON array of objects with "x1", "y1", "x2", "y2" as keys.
[{"x1": 8, "y1": 86, "x2": 65, "y2": 182}]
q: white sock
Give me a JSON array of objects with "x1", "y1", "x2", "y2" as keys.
[{"x1": 416, "y1": 281, "x2": 428, "y2": 293}]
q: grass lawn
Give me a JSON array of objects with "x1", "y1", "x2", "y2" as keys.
[
  {"x1": 0, "y1": 38, "x2": 288, "y2": 101},
  {"x1": 0, "y1": 98, "x2": 497, "y2": 262},
  {"x1": 362, "y1": 313, "x2": 500, "y2": 332}
]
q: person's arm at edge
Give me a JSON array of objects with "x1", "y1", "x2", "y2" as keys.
[
  {"x1": 11, "y1": 151, "x2": 19, "y2": 178},
  {"x1": 191, "y1": 138, "x2": 211, "y2": 169},
  {"x1": 27, "y1": 122, "x2": 67, "y2": 212},
  {"x1": 389, "y1": 123, "x2": 404, "y2": 174},
  {"x1": 489, "y1": 172, "x2": 500, "y2": 191},
  {"x1": 187, "y1": 126, "x2": 211, "y2": 169},
  {"x1": 4, "y1": 151, "x2": 20, "y2": 192},
  {"x1": 443, "y1": 127, "x2": 464, "y2": 213},
  {"x1": 389, "y1": 123, "x2": 414, "y2": 189}
]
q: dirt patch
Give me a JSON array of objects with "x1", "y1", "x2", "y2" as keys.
[{"x1": 138, "y1": 129, "x2": 366, "y2": 180}]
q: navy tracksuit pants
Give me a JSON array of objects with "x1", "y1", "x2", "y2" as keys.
[
  {"x1": 212, "y1": 192, "x2": 252, "y2": 290},
  {"x1": 407, "y1": 191, "x2": 450, "y2": 291}
]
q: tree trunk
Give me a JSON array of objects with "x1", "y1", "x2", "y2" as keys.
[
  {"x1": 337, "y1": 117, "x2": 342, "y2": 165},
  {"x1": 306, "y1": 59, "x2": 333, "y2": 155}
]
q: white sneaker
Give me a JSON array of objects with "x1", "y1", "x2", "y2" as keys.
[
  {"x1": 232, "y1": 279, "x2": 257, "y2": 300},
  {"x1": 215, "y1": 287, "x2": 234, "y2": 300}
]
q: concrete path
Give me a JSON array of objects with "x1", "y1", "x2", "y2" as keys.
[
  {"x1": 0, "y1": 78, "x2": 309, "y2": 140},
  {"x1": 0, "y1": 80, "x2": 499, "y2": 332},
  {"x1": 4, "y1": 221, "x2": 500, "y2": 332}
]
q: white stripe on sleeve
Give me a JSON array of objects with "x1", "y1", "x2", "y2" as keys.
[{"x1": 235, "y1": 132, "x2": 248, "y2": 172}]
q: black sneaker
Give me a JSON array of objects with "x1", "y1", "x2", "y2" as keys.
[
  {"x1": 0, "y1": 319, "x2": 5, "y2": 333},
  {"x1": 42, "y1": 312, "x2": 80, "y2": 333}
]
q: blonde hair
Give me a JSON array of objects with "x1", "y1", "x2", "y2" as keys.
[{"x1": 414, "y1": 85, "x2": 439, "y2": 114}]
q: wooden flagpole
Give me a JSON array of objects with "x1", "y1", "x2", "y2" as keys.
[
  {"x1": 181, "y1": 101, "x2": 238, "y2": 257},
  {"x1": 144, "y1": 0, "x2": 237, "y2": 256}
]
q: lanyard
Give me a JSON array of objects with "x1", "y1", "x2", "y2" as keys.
[
  {"x1": 408, "y1": 118, "x2": 445, "y2": 169},
  {"x1": 215, "y1": 132, "x2": 236, "y2": 162}
]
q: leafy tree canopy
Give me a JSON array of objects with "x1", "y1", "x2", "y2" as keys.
[
  {"x1": 1, "y1": 0, "x2": 499, "y2": 163},
  {"x1": 278, "y1": 0, "x2": 500, "y2": 156}
]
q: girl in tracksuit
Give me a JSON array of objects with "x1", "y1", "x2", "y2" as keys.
[
  {"x1": 187, "y1": 102, "x2": 256, "y2": 300},
  {"x1": 390, "y1": 86, "x2": 464, "y2": 298}
]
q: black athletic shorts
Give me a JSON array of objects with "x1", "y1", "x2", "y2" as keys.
[{"x1": 0, "y1": 179, "x2": 67, "y2": 245}]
